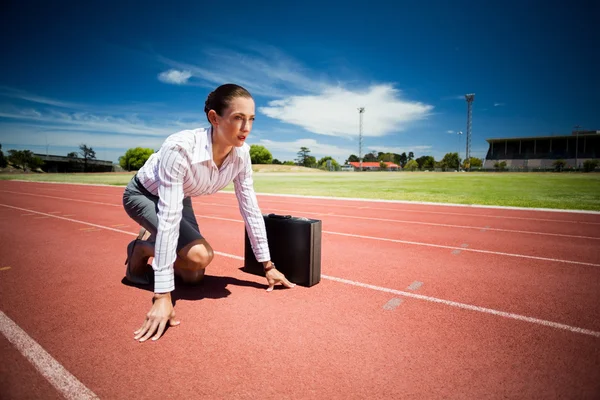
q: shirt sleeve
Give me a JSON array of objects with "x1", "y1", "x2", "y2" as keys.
[
  {"x1": 233, "y1": 152, "x2": 270, "y2": 262},
  {"x1": 152, "y1": 144, "x2": 189, "y2": 293}
]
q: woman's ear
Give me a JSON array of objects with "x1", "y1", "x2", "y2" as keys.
[{"x1": 208, "y1": 110, "x2": 218, "y2": 126}]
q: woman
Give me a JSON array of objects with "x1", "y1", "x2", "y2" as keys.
[{"x1": 122, "y1": 83, "x2": 295, "y2": 343}]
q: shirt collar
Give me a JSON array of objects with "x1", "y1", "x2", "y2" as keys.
[{"x1": 192, "y1": 126, "x2": 245, "y2": 164}]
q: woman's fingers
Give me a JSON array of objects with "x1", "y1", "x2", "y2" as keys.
[
  {"x1": 139, "y1": 319, "x2": 160, "y2": 342},
  {"x1": 134, "y1": 318, "x2": 151, "y2": 339},
  {"x1": 265, "y1": 269, "x2": 295, "y2": 291},
  {"x1": 152, "y1": 319, "x2": 168, "y2": 341}
]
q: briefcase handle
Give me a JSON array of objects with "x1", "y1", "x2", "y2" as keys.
[{"x1": 267, "y1": 213, "x2": 292, "y2": 219}]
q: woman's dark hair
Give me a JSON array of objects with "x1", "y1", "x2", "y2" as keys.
[{"x1": 204, "y1": 83, "x2": 252, "y2": 123}]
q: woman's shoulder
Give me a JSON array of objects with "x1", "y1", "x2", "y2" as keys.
[{"x1": 162, "y1": 128, "x2": 209, "y2": 150}]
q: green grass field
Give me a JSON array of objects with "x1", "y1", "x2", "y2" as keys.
[{"x1": 1, "y1": 170, "x2": 599, "y2": 211}]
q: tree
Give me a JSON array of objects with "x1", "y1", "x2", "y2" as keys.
[
  {"x1": 379, "y1": 160, "x2": 387, "y2": 170},
  {"x1": 346, "y1": 154, "x2": 360, "y2": 163},
  {"x1": 405, "y1": 159, "x2": 419, "y2": 171},
  {"x1": 318, "y1": 156, "x2": 340, "y2": 171},
  {"x1": 363, "y1": 152, "x2": 377, "y2": 162},
  {"x1": 296, "y1": 147, "x2": 312, "y2": 167},
  {"x1": 7, "y1": 149, "x2": 44, "y2": 171},
  {"x1": 415, "y1": 155, "x2": 435, "y2": 170},
  {"x1": 408, "y1": 151, "x2": 414, "y2": 161},
  {"x1": 441, "y1": 152, "x2": 461, "y2": 170},
  {"x1": 378, "y1": 152, "x2": 395, "y2": 162},
  {"x1": 249, "y1": 144, "x2": 273, "y2": 164},
  {"x1": 79, "y1": 144, "x2": 96, "y2": 172},
  {"x1": 0, "y1": 143, "x2": 7, "y2": 168},
  {"x1": 272, "y1": 159, "x2": 282, "y2": 165},
  {"x1": 398, "y1": 152, "x2": 408, "y2": 168},
  {"x1": 463, "y1": 157, "x2": 482, "y2": 169},
  {"x1": 119, "y1": 147, "x2": 154, "y2": 171},
  {"x1": 304, "y1": 155, "x2": 317, "y2": 168}
]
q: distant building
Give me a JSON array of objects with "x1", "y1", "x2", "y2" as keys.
[
  {"x1": 34, "y1": 153, "x2": 114, "y2": 173},
  {"x1": 483, "y1": 130, "x2": 599, "y2": 170},
  {"x1": 347, "y1": 161, "x2": 400, "y2": 171}
]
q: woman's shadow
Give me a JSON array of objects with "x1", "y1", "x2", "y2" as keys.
[{"x1": 120, "y1": 266, "x2": 266, "y2": 305}]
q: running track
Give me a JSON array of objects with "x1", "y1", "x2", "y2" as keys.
[{"x1": 1, "y1": 179, "x2": 599, "y2": 399}]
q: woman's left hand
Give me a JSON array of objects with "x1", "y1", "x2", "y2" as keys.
[{"x1": 264, "y1": 263, "x2": 295, "y2": 292}]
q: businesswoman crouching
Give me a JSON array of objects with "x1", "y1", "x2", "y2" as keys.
[{"x1": 122, "y1": 83, "x2": 294, "y2": 343}]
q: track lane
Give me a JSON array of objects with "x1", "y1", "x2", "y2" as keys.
[
  {"x1": 1, "y1": 204, "x2": 599, "y2": 399},
  {"x1": 1, "y1": 191, "x2": 600, "y2": 333}
]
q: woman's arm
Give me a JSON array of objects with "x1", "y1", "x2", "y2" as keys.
[
  {"x1": 134, "y1": 144, "x2": 189, "y2": 342},
  {"x1": 233, "y1": 151, "x2": 295, "y2": 292},
  {"x1": 152, "y1": 144, "x2": 190, "y2": 293}
]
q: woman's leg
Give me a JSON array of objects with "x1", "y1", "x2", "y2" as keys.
[
  {"x1": 122, "y1": 177, "x2": 213, "y2": 285},
  {"x1": 172, "y1": 197, "x2": 213, "y2": 284}
]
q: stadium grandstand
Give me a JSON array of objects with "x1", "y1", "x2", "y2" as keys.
[
  {"x1": 483, "y1": 129, "x2": 599, "y2": 170},
  {"x1": 34, "y1": 153, "x2": 114, "y2": 173}
]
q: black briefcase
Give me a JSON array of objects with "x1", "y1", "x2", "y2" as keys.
[{"x1": 243, "y1": 213, "x2": 322, "y2": 287}]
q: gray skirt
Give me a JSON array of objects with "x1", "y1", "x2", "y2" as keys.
[{"x1": 122, "y1": 175, "x2": 203, "y2": 252}]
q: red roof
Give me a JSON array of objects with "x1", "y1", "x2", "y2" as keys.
[{"x1": 349, "y1": 161, "x2": 400, "y2": 168}]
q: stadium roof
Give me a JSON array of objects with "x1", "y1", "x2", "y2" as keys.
[{"x1": 486, "y1": 131, "x2": 599, "y2": 143}]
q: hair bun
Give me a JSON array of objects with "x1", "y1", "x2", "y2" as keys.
[{"x1": 204, "y1": 91, "x2": 214, "y2": 114}]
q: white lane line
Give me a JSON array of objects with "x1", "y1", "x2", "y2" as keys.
[
  {"x1": 4, "y1": 179, "x2": 600, "y2": 220},
  {"x1": 4, "y1": 179, "x2": 600, "y2": 216},
  {"x1": 321, "y1": 275, "x2": 600, "y2": 338},
  {"x1": 2, "y1": 193, "x2": 597, "y2": 267},
  {"x1": 2, "y1": 203, "x2": 599, "y2": 339},
  {"x1": 192, "y1": 215, "x2": 600, "y2": 267},
  {"x1": 3, "y1": 189, "x2": 599, "y2": 239},
  {"x1": 324, "y1": 230, "x2": 600, "y2": 267},
  {"x1": 195, "y1": 199, "x2": 600, "y2": 239},
  {"x1": 0, "y1": 311, "x2": 99, "y2": 399},
  {"x1": 214, "y1": 191, "x2": 600, "y2": 219}
]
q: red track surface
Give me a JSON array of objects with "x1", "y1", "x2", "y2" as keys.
[{"x1": 1, "y1": 180, "x2": 599, "y2": 399}]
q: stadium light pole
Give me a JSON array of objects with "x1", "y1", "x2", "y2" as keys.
[
  {"x1": 358, "y1": 107, "x2": 365, "y2": 170},
  {"x1": 457, "y1": 131, "x2": 463, "y2": 170},
  {"x1": 465, "y1": 93, "x2": 475, "y2": 170},
  {"x1": 574, "y1": 124, "x2": 581, "y2": 170}
]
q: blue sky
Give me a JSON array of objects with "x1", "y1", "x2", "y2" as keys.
[{"x1": 0, "y1": 0, "x2": 597, "y2": 164}]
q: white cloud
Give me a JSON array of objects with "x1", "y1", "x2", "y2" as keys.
[
  {"x1": 494, "y1": 102, "x2": 505, "y2": 107},
  {"x1": 157, "y1": 46, "x2": 328, "y2": 97},
  {"x1": 256, "y1": 138, "x2": 354, "y2": 159},
  {"x1": 156, "y1": 46, "x2": 433, "y2": 138},
  {"x1": 259, "y1": 85, "x2": 433, "y2": 138},
  {"x1": 158, "y1": 69, "x2": 192, "y2": 85},
  {"x1": 447, "y1": 130, "x2": 455, "y2": 134},
  {"x1": 373, "y1": 145, "x2": 433, "y2": 155}
]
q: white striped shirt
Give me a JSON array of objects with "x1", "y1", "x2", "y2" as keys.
[{"x1": 136, "y1": 127, "x2": 270, "y2": 293}]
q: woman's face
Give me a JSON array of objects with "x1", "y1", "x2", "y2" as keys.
[{"x1": 211, "y1": 96, "x2": 255, "y2": 148}]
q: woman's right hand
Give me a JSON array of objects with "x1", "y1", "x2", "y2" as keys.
[{"x1": 134, "y1": 292, "x2": 180, "y2": 342}]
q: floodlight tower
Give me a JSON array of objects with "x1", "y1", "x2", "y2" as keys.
[
  {"x1": 457, "y1": 131, "x2": 463, "y2": 168},
  {"x1": 358, "y1": 107, "x2": 365, "y2": 170},
  {"x1": 465, "y1": 94, "x2": 475, "y2": 169}
]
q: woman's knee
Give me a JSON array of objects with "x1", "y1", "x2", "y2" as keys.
[{"x1": 179, "y1": 239, "x2": 214, "y2": 269}]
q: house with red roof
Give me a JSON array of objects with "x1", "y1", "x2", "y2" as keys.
[{"x1": 347, "y1": 161, "x2": 400, "y2": 171}]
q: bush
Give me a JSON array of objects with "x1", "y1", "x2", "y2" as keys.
[
  {"x1": 119, "y1": 147, "x2": 154, "y2": 171},
  {"x1": 494, "y1": 161, "x2": 507, "y2": 171},
  {"x1": 583, "y1": 159, "x2": 598, "y2": 172},
  {"x1": 553, "y1": 159, "x2": 566, "y2": 172},
  {"x1": 405, "y1": 159, "x2": 419, "y2": 171},
  {"x1": 249, "y1": 145, "x2": 273, "y2": 164}
]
